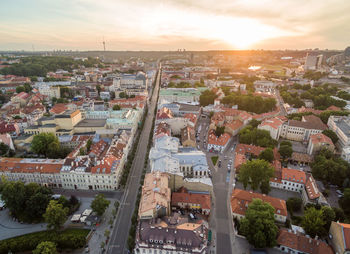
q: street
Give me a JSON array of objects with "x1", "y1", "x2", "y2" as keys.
[
  {"x1": 107, "y1": 67, "x2": 160, "y2": 254},
  {"x1": 196, "y1": 115, "x2": 240, "y2": 254}
]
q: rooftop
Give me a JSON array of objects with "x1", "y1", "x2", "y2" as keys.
[
  {"x1": 231, "y1": 188, "x2": 287, "y2": 217},
  {"x1": 75, "y1": 119, "x2": 106, "y2": 128}
]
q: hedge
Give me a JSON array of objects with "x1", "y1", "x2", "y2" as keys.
[{"x1": 0, "y1": 228, "x2": 89, "y2": 254}]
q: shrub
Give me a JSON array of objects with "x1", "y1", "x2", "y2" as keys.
[{"x1": 0, "y1": 229, "x2": 89, "y2": 254}]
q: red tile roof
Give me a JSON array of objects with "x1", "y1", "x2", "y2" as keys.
[
  {"x1": 0, "y1": 158, "x2": 63, "y2": 174},
  {"x1": 172, "y1": 189, "x2": 211, "y2": 210},
  {"x1": 157, "y1": 107, "x2": 173, "y2": 120},
  {"x1": 277, "y1": 229, "x2": 334, "y2": 254},
  {"x1": 207, "y1": 129, "x2": 231, "y2": 146},
  {"x1": 305, "y1": 174, "x2": 321, "y2": 200},
  {"x1": 231, "y1": 189, "x2": 287, "y2": 217},
  {"x1": 310, "y1": 133, "x2": 333, "y2": 145},
  {"x1": 282, "y1": 168, "x2": 306, "y2": 184},
  {"x1": 50, "y1": 103, "x2": 68, "y2": 115}
]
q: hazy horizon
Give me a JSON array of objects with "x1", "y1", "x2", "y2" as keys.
[{"x1": 1, "y1": 0, "x2": 349, "y2": 51}]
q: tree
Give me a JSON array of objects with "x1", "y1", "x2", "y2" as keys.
[
  {"x1": 113, "y1": 104, "x2": 121, "y2": 110},
  {"x1": 321, "y1": 206, "x2": 336, "y2": 234},
  {"x1": 91, "y1": 194, "x2": 110, "y2": 216},
  {"x1": 31, "y1": 133, "x2": 69, "y2": 159},
  {"x1": 43, "y1": 200, "x2": 68, "y2": 231},
  {"x1": 1, "y1": 180, "x2": 52, "y2": 222},
  {"x1": 258, "y1": 148, "x2": 274, "y2": 162},
  {"x1": 312, "y1": 149, "x2": 349, "y2": 187},
  {"x1": 215, "y1": 126, "x2": 225, "y2": 137},
  {"x1": 240, "y1": 199, "x2": 278, "y2": 248},
  {"x1": 119, "y1": 92, "x2": 127, "y2": 98},
  {"x1": 239, "y1": 126, "x2": 277, "y2": 148},
  {"x1": 286, "y1": 197, "x2": 302, "y2": 214},
  {"x1": 16, "y1": 86, "x2": 25, "y2": 93},
  {"x1": 301, "y1": 207, "x2": 325, "y2": 238},
  {"x1": 33, "y1": 241, "x2": 57, "y2": 254},
  {"x1": 339, "y1": 188, "x2": 350, "y2": 215},
  {"x1": 96, "y1": 85, "x2": 101, "y2": 95},
  {"x1": 279, "y1": 144, "x2": 293, "y2": 160},
  {"x1": 249, "y1": 119, "x2": 261, "y2": 128},
  {"x1": 31, "y1": 133, "x2": 60, "y2": 158},
  {"x1": 238, "y1": 159, "x2": 275, "y2": 193},
  {"x1": 86, "y1": 139, "x2": 92, "y2": 152},
  {"x1": 199, "y1": 90, "x2": 217, "y2": 106},
  {"x1": 322, "y1": 129, "x2": 339, "y2": 144}
]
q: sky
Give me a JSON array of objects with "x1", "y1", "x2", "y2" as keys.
[{"x1": 0, "y1": 0, "x2": 349, "y2": 51}]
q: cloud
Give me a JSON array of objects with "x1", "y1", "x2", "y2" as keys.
[{"x1": 0, "y1": 0, "x2": 348, "y2": 50}]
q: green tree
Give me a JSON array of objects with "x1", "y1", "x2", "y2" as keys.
[
  {"x1": 1, "y1": 180, "x2": 52, "y2": 222},
  {"x1": 43, "y1": 200, "x2": 68, "y2": 231},
  {"x1": 321, "y1": 206, "x2": 336, "y2": 234},
  {"x1": 339, "y1": 188, "x2": 350, "y2": 215},
  {"x1": 301, "y1": 207, "x2": 325, "y2": 238},
  {"x1": 258, "y1": 148, "x2": 274, "y2": 162},
  {"x1": 113, "y1": 104, "x2": 121, "y2": 110},
  {"x1": 91, "y1": 194, "x2": 110, "y2": 216},
  {"x1": 238, "y1": 159, "x2": 274, "y2": 193},
  {"x1": 279, "y1": 144, "x2": 293, "y2": 160},
  {"x1": 312, "y1": 149, "x2": 348, "y2": 187},
  {"x1": 31, "y1": 133, "x2": 68, "y2": 158},
  {"x1": 286, "y1": 197, "x2": 302, "y2": 214},
  {"x1": 322, "y1": 129, "x2": 339, "y2": 144},
  {"x1": 119, "y1": 92, "x2": 128, "y2": 98},
  {"x1": 16, "y1": 86, "x2": 25, "y2": 93},
  {"x1": 96, "y1": 85, "x2": 101, "y2": 95},
  {"x1": 199, "y1": 90, "x2": 217, "y2": 106},
  {"x1": 215, "y1": 126, "x2": 225, "y2": 137},
  {"x1": 240, "y1": 199, "x2": 278, "y2": 248},
  {"x1": 86, "y1": 139, "x2": 92, "y2": 152},
  {"x1": 33, "y1": 241, "x2": 57, "y2": 254}
]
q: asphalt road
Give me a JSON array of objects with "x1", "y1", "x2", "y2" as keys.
[
  {"x1": 196, "y1": 115, "x2": 240, "y2": 254},
  {"x1": 107, "y1": 68, "x2": 160, "y2": 254}
]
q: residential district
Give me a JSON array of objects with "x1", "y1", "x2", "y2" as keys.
[{"x1": 0, "y1": 49, "x2": 350, "y2": 254}]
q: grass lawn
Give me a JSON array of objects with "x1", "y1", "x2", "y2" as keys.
[{"x1": 211, "y1": 156, "x2": 219, "y2": 166}]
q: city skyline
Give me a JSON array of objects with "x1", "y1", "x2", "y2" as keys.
[{"x1": 0, "y1": 0, "x2": 349, "y2": 51}]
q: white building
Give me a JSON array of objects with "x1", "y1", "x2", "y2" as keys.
[
  {"x1": 328, "y1": 115, "x2": 350, "y2": 148},
  {"x1": 100, "y1": 91, "x2": 111, "y2": 100},
  {"x1": 258, "y1": 117, "x2": 285, "y2": 140}
]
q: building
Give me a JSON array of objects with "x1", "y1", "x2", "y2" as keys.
[
  {"x1": 134, "y1": 213, "x2": 209, "y2": 254},
  {"x1": 277, "y1": 229, "x2": 333, "y2": 254},
  {"x1": 341, "y1": 147, "x2": 350, "y2": 163},
  {"x1": 138, "y1": 172, "x2": 171, "y2": 220},
  {"x1": 0, "y1": 158, "x2": 64, "y2": 188},
  {"x1": 254, "y1": 80, "x2": 276, "y2": 93},
  {"x1": 159, "y1": 88, "x2": 201, "y2": 104},
  {"x1": 307, "y1": 133, "x2": 334, "y2": 155},
  {"x1": 329, "y1": 221, "x2": 350, "y2": 254},
  {"x1": 280, "y1": 168, "x2": 306, "y2": 192},
  {"x1": 281, "y1": 115, "x2": 327, "y2": 142},
  {"x1": 304, "y1": 53, "x2": 323, "y2": 71},
  {"x1": 258, "y1": 116, "x2": 286, "y2": 140},
  {"x1": 328, "y1": 115, "x2": 350, "y2": 149},
  {"x1": 181, "y1": 126, "x2": 196, "y2": 148},
  {"x1": 301, "y1": 174, "x2": 328, "y2": 206},
  {"x1": 100, "y1": 91, "x2": 111, "y2": 100},
  {"x1": 112, "y1": 71, "x2": 148, "y2": 90},
  {"x1": 37, "y1": 85, "x2": 61, "y2": 99},
  {"x1": 231, "y1": 189, "x2": 287, "y2": 223},
  {"x1": 11, "y1": 92, "x2": 30, "y2": 106},
  {"x1": 207, "y1": 129, "x2": 231, "y2": 153},
  {"x1": 0, "y1": 133, "x2": 15, "y2": 150},
  {"x1": 171, "y1": 187, "x2": 211, "y2": 215}
]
